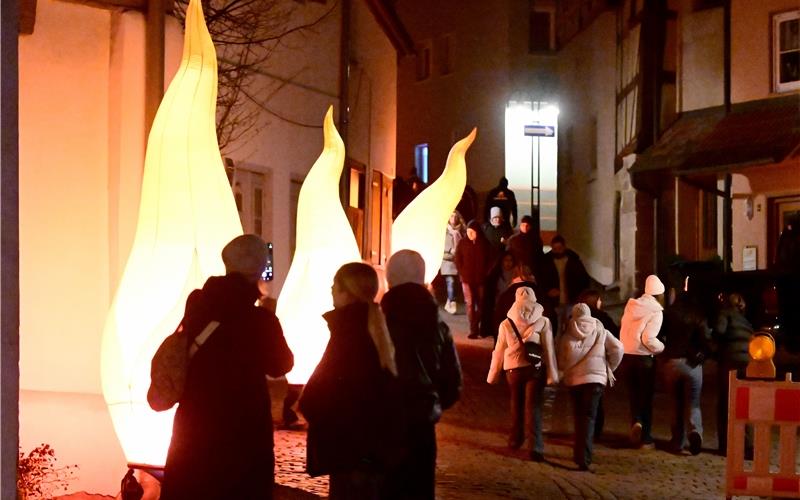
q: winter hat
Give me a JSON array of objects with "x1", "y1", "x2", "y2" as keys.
[
  {"x1": 490, "y1": 206, "x2": 502, "y2": 219},
  {"x1": 572, "y1": 302, "x2": 591, "y2": 319},
  {"x1": 644, "y1": 274, "x2": 665, "y2": 296},
  {"x1": 467, "y1": 219, "x2": 482, "y2": 231},
  {"x1": 521, "y1": 215, "x2": 534, "y2": 225},
  {"x1": 386, "y1": 249, "x2": 426, "y2": 288},
  {"x1": 222, "y1": 234, "x2": 268, "y2": 276}
]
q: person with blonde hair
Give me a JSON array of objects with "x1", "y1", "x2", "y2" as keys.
[
  {"x1": 488, "y1": 286, "x2": 558, "y2": 462},
  {"x1": 299, "y1": 262, "x2": 400, "y2": 499}
]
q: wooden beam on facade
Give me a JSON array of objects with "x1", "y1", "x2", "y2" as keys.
[
  {"x1": 364, "y1": 0, "x2": 415, "y2": 57},
  {"x1": 19, "y1": 0, "x2": 36, "y2": 34},
  {"x1": 57, "y1": 0, "x2": 172, "y2": 14},
  {"x1": 144, "y1": 0, "x2": 165, "y2": 136}
]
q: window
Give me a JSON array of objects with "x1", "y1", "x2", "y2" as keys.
[
  {"x1": 702, "y1": 190, "x2": 718, "y2": 250},
  {"x1": 415, "y1": 42, "x2": 431, "y2": 81},
  {"x1": 774, "y1": 10, "x2": 800, "y2": 92},
  {"x1": 529, "y1": 9, "x2": 554, "y2": 52},
  {"x1": 414, "y1": 144, "x2": 429, "y2": 183},
  {"x1": 437, "y1": 35, "x2": 455, "y2": 75}
]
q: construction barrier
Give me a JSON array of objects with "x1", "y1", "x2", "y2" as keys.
[{"x1": 726, "y1": 372, "x2": 800, "y2": 499}]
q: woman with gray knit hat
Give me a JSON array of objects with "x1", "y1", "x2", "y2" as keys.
[
  {"x1": 559, "y1": 303, "x2": 624, "y2": 471},
  {"x1": 381, "y1": 250, "x2": 462, "y2": 500},
  {"x1": 487, "y1": 286, "x2": 558, "y2": 461},
  {"x1": 619, "y1": 274, "x2": 665, "y2": 449}
]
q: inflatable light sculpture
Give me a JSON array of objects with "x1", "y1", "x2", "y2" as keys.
[
  {"x1": 276, "y1": 107, "x2": 362, "y2": 384},
  {"x1": 100, "y1": 0, "x2": 242, "y2": 468},
  {"x1": 392, "y1": 128, "x2": 477, "y2": 284},
  {"x1": 277, "y1": 123, "x2": 476, "y2": 384}
]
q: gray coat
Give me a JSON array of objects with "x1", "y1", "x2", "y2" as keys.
[{"x1": 441, "y1": 226, "x2": 463, "y2": 276}]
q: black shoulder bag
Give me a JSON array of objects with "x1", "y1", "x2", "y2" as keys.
[{"x1": 506, "y1": 317, "x2": 544, "y2": 376}]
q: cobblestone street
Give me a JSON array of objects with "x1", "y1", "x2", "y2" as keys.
[{"x1": 273, "y1": 307, "x2": 740, "y2": 499}]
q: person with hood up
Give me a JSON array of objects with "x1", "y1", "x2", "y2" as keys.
[
  {"x1": 455, "y1": 220, "x2": 491, "y2": 339},
  {"x1": 441, "y1": 210, "x2": 466, "y2": 315},
  {"x1": 161, "y1": 235, "x2": 294, "y2": 500},
  {"x1": 381, "y1": 249, "x2": 462, "y2": 500},
  {"x1": 487, "y1": 287, "x2": 558, "y2": 462},
  {"x1": 559, "y1": 303, "x2": 624, "y2": 471},
  {"x1": 620, "y1": 274, "x2": 665, "y2": 449},
  {"x1": 299, "y1": 262, "x2": 401, "y2": 499},
  {"x1": 485, "y1": 176, "x2": 518, "y2": 228},
  {"x1": 482, "y1": 206, "x2": 513, "y2": 266},
  {"x1": 506, "y1": 215, "x2": 545, "y2": 275}
]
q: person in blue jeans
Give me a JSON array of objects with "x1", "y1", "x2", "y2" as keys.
[
  {"x1": 559, "y1": 303, "x2": 624, "y2": 471},
  {"x1": 661, "y1": 288, "x2": 711, "y2": 455},
  {"x1": 487, "y1": 287, "x2": 558, "y2": 461}
]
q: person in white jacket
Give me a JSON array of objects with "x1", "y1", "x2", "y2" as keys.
[
  {"x1": 487, "y1": 287, "x2": 558, "y2": 462},
  {"x1": 559, "y1": 303, "x2": 624, "y2": 471},
  {"x1": 619, "y1": 274, "x2": 665, "y2": 449}
]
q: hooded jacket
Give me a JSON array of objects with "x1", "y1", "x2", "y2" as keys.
[
  {"x1": 714, "y1": 306, "x2": 753, "y2": 366},
  {"x1": 455, "y1": 221, "x2": 490, "y2": 285},
  {"x1": 441, "y1": 222, "x2": 464, "y2": 276},
  {"x1": 558, "y1": 305, "x2": 624, "y2": 387},
  {"x1": 620, "y1": 294, "x2": 665, "y2": 355},
  {"x1": 487, "y1": 288, "x2": 558, "y2": 385}
]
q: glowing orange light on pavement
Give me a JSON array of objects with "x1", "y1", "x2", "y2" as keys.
[
  {"x1": 275, "y1": 107, "x2": 361, "y2": 384},
  {"x1": 392, "y1": 128, "x2": 477, "y2": 283},
  {"x1": 100, "y1": 0, "x2": 242, "y2": 467}
]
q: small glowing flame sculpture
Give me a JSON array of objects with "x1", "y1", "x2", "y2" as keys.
[
  {"x1": 275, "y1": 107, "x2": 361, "y2": 384},
  {"x1": 100, "y1": 0, "x2": 242, "y2": 467},
  {"x1": 392, "y1": 128, "x2": 477, "y2": 283}
]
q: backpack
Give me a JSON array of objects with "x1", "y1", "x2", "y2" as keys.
[{"x1": 147, "y1": 320, "x2": 219, "y2": 411}]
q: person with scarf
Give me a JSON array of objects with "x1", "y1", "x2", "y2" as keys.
[
  {"x1": 487, "y1": 287, "x2": 558, "y2": 461},
  {"x1": 441, "y1": 210, "x2": 466, "y2": 314},
  {"x1": 559, "y1": 303, "x2": 624, "y2": 471},
  {"x1": 299, "y1": 262, "x2": 400, "y2": 499},
  {"x1": 381, "y1": 250, "x2": 462, "y2": 500}
]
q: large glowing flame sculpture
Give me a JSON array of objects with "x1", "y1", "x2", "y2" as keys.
[
  {"x1": 275, "y1": 107, "x2": 361, "y2": 384},
  {"x1": 100, "y1": 0, "x2": 242, "y2": 467},
  {"x1": 392, "y1": 128, "x2": 477, "y2": 283}
]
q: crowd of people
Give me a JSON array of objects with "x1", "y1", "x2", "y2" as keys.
[{"x1": 153, "y1": 175, "x2": 774, "y2": 497}]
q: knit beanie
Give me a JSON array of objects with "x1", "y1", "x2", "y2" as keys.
[
  {"x1": 490, "y1": 206, "x2": 502, "y2": 219},
  {"x1": 221, "y1": 234, "x2": 267, "y2": 276},
  {"x1": 572, "y1": 302, "x2": 591, "y2": 319},
  {"x1": 521, "y1": 215, "x2": 534, "y2": 225},
  {"x1": 467, "y1": 219, "x2": 481, "y2": 232},
  {"x1": 386, "y1": 249, "x2": 426, "y2": 288},
  {"x1": 644, "y1": 274, "x2": 665, "y2": 296}
]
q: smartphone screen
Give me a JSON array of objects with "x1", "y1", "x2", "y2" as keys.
[{"x1": 261, "y1": 242, "x2": 274, "y2": 281}]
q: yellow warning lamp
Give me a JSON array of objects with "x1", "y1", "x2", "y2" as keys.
[{"x1": 746, "y1": 332, "x2": 776, "y2": 379}]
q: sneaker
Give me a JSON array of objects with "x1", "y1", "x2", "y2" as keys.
[
  {"x1": 446, "y1": 301, "x2": 457, "y2": 314},
  {"x1": 630, "y1": 422, "x2": 643, "y2": 447},
  {"x1": 640, "y1": 439, "x2": 656, "y2": 450},
  {"x1": 688, "y1": 431, "x2": 702, "y2": 455}
]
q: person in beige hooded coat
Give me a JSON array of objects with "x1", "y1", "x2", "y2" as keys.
[
  {"x1": 559, "y1": 303, "x2": 624, "y2": 471},
  {"x1": 487, "y1": 287, "x2": 558, "y2": 461},
  {"x1": 619, "y1": 274, "x2": 665, "y2": 448}
]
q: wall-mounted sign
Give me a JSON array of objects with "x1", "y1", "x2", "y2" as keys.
[{"x1": 742, "y1": 245, "x2": 757, "y2": 271}]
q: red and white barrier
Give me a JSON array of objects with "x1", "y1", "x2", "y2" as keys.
[{"x1": 726, "y1": 372, "x2": 800, "y2": 499}]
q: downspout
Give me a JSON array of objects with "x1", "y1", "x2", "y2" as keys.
[
  {"x1": 723, "y1": 0, "x2": 731, "y2": 113},
  {"x1": 338, "y1": 0, "x2": 351, "y2": 206},
  {"x1": 723, "y1": 174, "x2": 732, "y2": 272},
  {"x1": 145, "y1": 0, "x2": 165, "y2": 137}
]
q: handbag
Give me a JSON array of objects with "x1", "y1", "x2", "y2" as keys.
[{"x1": 506, "y1": 317, "x2": 544, "y2": 376}]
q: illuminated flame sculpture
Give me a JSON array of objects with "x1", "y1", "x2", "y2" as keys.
[
  {"x1": 277, "y1": 124, "x2": 475, "y2": 384},
  {"x1": 275, "y1": 107, "x2": 361, "y2": 384},
  {"x1": 100, "y1": 0, "x2": 242, "y2": 467},
  {"x1": 392, "y1": 128, "x2": 477, "y2": 283}
]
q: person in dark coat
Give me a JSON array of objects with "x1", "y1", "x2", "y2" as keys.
[
  {"x1": 298, "y1": 262, "x2": 400, "y2": 500},
  {"x1": 480, "y1": 251, "x2": 518, "y2": 339},
  {"x1": 482, "y1": 207, "x2": 513, "y2": 267},
  {"x1": 661, "y1": 289, "x2": 711, "y2": 456},
  {"x1": 485, "y1": 176, "x2": 518, "y2": 228},
  {"x1": 713, "y1": 292, "x2": 753, "y2": 454},
  {"x1": 381, "y1": 250, "x2": 462, "y2": 500},
  {"x1": 543, "y1": 235, "x2": 591, "y2": 333},
  {"x1": 161, "y1": 234, "x2": 294, "y2": 500},
  {"x1": 506, "y1": 215, "x2": 545, "y2": 274},
  {"x1": 455, "y1": 220, "x2": 491, "y2": 338}
]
